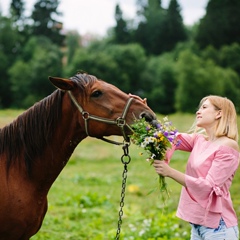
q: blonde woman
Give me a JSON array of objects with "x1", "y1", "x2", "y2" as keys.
[{"x1": 153, "y1": 95, "x2": 239, "y2": 240}]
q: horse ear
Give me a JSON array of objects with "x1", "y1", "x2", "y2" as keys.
[{"x1": 49, "y1": 76, "x2": 75, "y2": 91}]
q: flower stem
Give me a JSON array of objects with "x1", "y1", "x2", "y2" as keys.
[{"x1": 158, "y1": 175, "x2": 170, "y2": 204}]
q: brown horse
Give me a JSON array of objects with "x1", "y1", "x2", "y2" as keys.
[{"x1": 0, "y1": 73, "x2": 155, "y2": 240}]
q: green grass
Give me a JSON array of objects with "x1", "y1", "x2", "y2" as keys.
[
  {"x1": 0, "y1": 110, "x2": 240, "y2": 239},
  {"x1": 30, "y1": 139, "x2": 191, "y2": 240}
]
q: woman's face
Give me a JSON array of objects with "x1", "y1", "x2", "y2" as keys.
[{"x1": 196, "y1": 99, "x2": 221, "y2": 128}]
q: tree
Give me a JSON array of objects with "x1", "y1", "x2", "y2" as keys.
[
  {"x1": 31, "y1": 0, "x2": 64, "y2": 46},
  {"x1": 65, "y1": 31, "x2": 81, "y2": 65},
  {"x1": 9, "y1": 0, "x2": 29, "y2": 61},
  {"x1": 8, "y1": 36, "x2": 63, "y2": 108},
  {"x1": 8, "y1": 60, "x2": 32, "y2": 108},
  {"x1": 65, "y1": 47, "x2": 120, "y2": 88},
  {"x1": 0, "y1": 15, "x2": 22, "y2": 62},
  {"x1": 113, "y1": 4, "x2": 131, "y2": 44},
  {"x1": 0, "y1": 51, "x2": 10, "y2": 108},
  {"x1": 66, "y1": 42, "x2": 146, "y2": 94},
  {"x1": 134, "y1": 0, "x2": 166, "y2": 55},
  {"x1": 140, "y1": 54, "x2": 177, "y2": 114},
  {"x1": 195, "y1": 0, "x2": 240, "y2": 49},
  {"x1": 175, "y1": 50, "x2": 240, "y2": 112},
  {"x1": 218, "y1": 43, "x2": 240, "y2": 76},
  {"x1": 10, "y1": 0, "x2": 25, "y2": 29},
  {"x1": 134, "y1": 0, "x2": 186, "y2": 55},
  {"x1": 162, "y1": 0, "x2": 187, "y2": 52},
  {"x1": 0, "y1": 14, "x2": 22, "y2": 108},
  {"x1": 175, "y1": 50, "x2": 214, "y2": 112},
  {"x1": 201, "y1": 43, "x2": 240, "y2": 78},
  {"x1": 106, "y1": 43, "x2": 147, "y2": 93}
]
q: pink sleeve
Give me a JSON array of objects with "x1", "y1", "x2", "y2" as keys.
[
  {"x1": 175, "y1": 133, "x2": 196, "y2": 152},
  {"x1": 165, "y1": 133, "x2": 195, "y2": 164},
  {"x1": 185, "y1": 149, "x2": 239, "y2": 212},
  {"x1": 165, "y1": 146, "x2": 176, "y2": 164}
]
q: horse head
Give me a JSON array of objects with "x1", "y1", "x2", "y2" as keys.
[{"x1": 49, "y1": 72, "x2": 156, "y2": 142}]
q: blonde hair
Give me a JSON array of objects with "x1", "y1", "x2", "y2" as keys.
[{"x1": 191, "y1": 95, "x2": 238, "y2": 142}]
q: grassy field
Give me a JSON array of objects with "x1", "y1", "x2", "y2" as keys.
[{"x1": 0, "y1": 110, "x2": 240, "y2": 240}]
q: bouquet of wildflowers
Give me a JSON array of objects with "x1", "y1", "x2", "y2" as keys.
[{"x1": 130, "y1": 116, "x2": 179, "y2": 203}]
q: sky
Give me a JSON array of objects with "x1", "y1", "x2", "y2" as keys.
[{"x1": 0, "y1": 0, "x2": 208, "y2": 36}]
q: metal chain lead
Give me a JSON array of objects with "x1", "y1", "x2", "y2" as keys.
[{"x1": 115, "y1": 143, "x2": 131, "y2": 240}]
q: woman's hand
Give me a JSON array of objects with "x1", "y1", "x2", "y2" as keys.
[
  {"x1": 128, "y1": 93, "x2": 147, "y2": 105},
  {"x1": 152, "y1": 160, "x2": 172, "y2": 177},
  {"x1": 152, "y1": 160, "x2": 187, "y2": 187}
]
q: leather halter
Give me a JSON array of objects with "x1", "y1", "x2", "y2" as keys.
[{"x1": 68, "y1": 91, "x2": 134, "y2": 145}]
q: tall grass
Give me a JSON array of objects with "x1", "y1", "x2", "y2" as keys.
[{"x1": 0, "y1": 110, "x2": 239, "y2": 239}]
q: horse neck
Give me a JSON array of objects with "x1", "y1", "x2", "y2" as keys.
[{"x1": 33, "y1": 92, "x2": 87, "y2": 190}]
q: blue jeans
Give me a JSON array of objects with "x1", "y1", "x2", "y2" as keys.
[{"x1": 190, "y1": 218, "x2": 239, "y2": 240}]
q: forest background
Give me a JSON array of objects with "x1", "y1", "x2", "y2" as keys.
[{"x1": 1, "y1": 0, "x2": 240, "y2": 114}]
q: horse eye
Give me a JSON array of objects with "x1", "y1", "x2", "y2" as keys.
[{"x1": 91, "y1": 90, "x2": 103, "y2": 98}]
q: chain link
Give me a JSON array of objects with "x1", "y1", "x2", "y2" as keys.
[{"x1": 115, "y1": 143, "x2": 131, "y2": 240}]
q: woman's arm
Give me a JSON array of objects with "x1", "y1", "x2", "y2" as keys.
[{"x1": 152, "y1": 160, "x2": 186, "y2": 187}]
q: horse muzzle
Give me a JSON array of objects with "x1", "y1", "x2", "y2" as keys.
[{"x1": 140, "y1": 111, "x2": 157, "y2": 123}]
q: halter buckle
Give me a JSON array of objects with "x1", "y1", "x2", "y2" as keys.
[
  {"x1": 82, "y1": 111, "x2": 90, "y2": 120},
  {"x1": 116, "y1": 117, "x2": 126, "y2": 127}
]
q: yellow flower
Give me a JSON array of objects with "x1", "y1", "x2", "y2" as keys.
[{"x1": 127, "y1": 184, "x2": 140, "y2": 193}]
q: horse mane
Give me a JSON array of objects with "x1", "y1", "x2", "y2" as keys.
[
  {"x1": 70, "y1": 72, "x2": 98, "y2": 89},
  {"x1": 0, "y1": 90, "x2": 64, "y2": 176},
  {"x1": 0, "y1": 73, "x2": 97, "y2": 176}
]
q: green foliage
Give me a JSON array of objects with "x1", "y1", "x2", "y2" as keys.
[
  {"x1": 30, "y1": 0, "x2": 64, "y2": 46},
  {"x1": 66, "y1": 47, "x2": 120, "y2": 87},
  {"x1": 105, "y1": 44, "x2": 146, "y2": 93},
  {"x1": 175, "y1": 49, "x2": 240, "y2": 112},
  {"x1": 218, "y1": 43, "x2": 240, "y2": 76},
  {"x1": 2, "y1": 0, "x2": 240, "y2": 114},
  {"x1": 162, "y1": 0, "x2": 187, "y2": 52},
  {"x1": 0, "y1": 15, "x2": 22, "y2": 58},
  {"x1": 201, "y1": 41, "x2": 240, "y2": 77},
  {"x1": 0, "y1": 51, "x2": 11, "y2": 108},
  {"x1": 66, "y1": 43, "x2": 146, "y2": 94},
  {"x1": 10, "y1": 0, "x2": 25, "y2": 25},
  {"x1": 140, "y1": 54, "x2": 177, "y2": 114},
  {"x1": 8, "y1": 60, "x2": 32, "y2": 108},
  {"x1": 0, "y1": 15, "x2": 22, "y2": 108},
  {"x1": 113, "y1": 4, "x2": 132, "y2": 44},
  {"x1": 65, "y1": 32, "x2": 81, "y2": 65},
  {"x1": 130, "y1": 211, "x2": 190, "y2": 239},
  {"x1": 133, "y1": 0, "x2": 187, "y2": 55},
  {"x1": 195, "y1": 0, "x2": 240, "y2": 49},
  {"x1": 134, "y1": 0, "x2": 166, "y2": 55},
  {"x1": 8, "y1": 36, "x2": 62, "y2": 108}
]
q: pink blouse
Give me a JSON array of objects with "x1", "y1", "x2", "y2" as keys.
[{"x1": 170, "y1": 133, "x2": 239, "y2": 228}]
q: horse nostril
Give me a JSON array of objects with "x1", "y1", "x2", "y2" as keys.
[{"x1": 140, "y1": 112, "x2": 155, "y2": 122}]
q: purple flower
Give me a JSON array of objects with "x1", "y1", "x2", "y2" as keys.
[
  {"x1": 164, "y1": 132, "x2": 169, "y2": 137},
  {"x1": 176, "y1": 139, "x2": 181, "y2": 147},
  {"x1": 167, "y1": 136, "x2": 174, "y2": 142}
]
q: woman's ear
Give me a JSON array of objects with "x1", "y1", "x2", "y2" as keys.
[{"x1": 216, "y1": 110, "x2": 222, "y2": 120}]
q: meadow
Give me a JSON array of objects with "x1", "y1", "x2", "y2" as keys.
[{"x1": 0, "y1": 110, "x2": 240, "y2": 240}]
